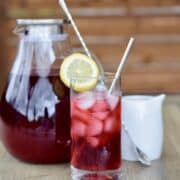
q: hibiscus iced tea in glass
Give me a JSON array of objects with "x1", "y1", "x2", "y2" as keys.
[{"x1": 70, "y1": 75, "x2": 121, "y2": 179}]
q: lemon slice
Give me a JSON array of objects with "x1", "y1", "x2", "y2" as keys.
[{"x1": 60, "y1": 53, "x2": 99, "y2": 92}]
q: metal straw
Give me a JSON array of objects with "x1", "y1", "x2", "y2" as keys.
[
  {"x1": 58, "y1": 0, "x2": 91, "y2": 57},
  {"x1": 109, "y1": 38, "x2": 135, "y2": 94}
]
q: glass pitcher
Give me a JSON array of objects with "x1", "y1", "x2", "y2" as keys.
[{"x1": 0, "y1": 19, "x2": 72, "y2": 163}]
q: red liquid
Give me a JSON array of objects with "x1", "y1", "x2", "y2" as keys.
[
  {"x1": 71, "y1": 92, "x2": 121, "y2": 171},
  {"x1": 0, "y1": 74, "x2": 71, "y2": 163}
]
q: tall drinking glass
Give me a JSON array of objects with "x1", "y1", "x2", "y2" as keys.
[{"x1": 70, "y1": 74, "x2": 122, "y2": 179}]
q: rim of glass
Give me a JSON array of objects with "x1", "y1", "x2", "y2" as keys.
[{"x1": 16, "y1": 19, "x2": 71, "y2": 25}]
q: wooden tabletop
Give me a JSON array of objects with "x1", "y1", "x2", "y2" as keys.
[{"x1": 0, "y1": 95, "x2": 179, "y2": 180}]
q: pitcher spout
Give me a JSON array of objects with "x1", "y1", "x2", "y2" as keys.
[{"x1": 154, "y1": 94, "x2": 166, "y2": 103}]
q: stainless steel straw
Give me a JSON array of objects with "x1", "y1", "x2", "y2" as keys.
[
  {"x1": 109, "y1": 38, "x2": 135, "y2": 94},
  {"x1": 58, "y1": 0, "x2": 91, "y2": 57}
]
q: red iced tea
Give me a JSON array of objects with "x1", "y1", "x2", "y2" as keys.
[
  {"x1": 0, "y1": 71, "x2": 71, "y2": 163},
  {"x1": 71, "y1": 91, "x2": 121, "y2": 171}
]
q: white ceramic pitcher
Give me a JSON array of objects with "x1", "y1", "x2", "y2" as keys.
[{"x1": 122, "y1": 94, "x2": 166, "y2": 161}]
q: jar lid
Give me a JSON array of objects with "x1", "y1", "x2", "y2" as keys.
[{"x1": 16, "y1": 19, "x2": 70, "y2": 25}]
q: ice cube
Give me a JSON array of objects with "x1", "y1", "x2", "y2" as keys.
[
  {"x1": 71, "y1": 107, "x2": 90, "y2": 124},
  {"x1": 76, "y1": 92, "x2": 96, "y2": 110},
  {"x1": 92, "y1": 111, "x2": 109, "y2": 121},
  {"x1": 95, "y1": 81, "x2": 107, "y2": 92},
  {"x1": 91, "y1": 99, "x2": 109, "y2": 112},
  {"x1": 107, "y1": 94, "x2": 120, "y2": 110},
  {"x1": 71, "y1": 120, "x2": 86, "y2": 137},
  {"x1": 87, "y1": 118, "x2": 103, "y2": 136},
  {"x1": 104, "y1": 115, "x2": 120, "y2": 134},
  {"x1": 86, "y1": 137, "x2": 99, "y2": 148}
]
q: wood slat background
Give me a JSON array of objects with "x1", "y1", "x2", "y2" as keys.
[{"x1": 1, "y1": 0, "x2": 180, "y2": 94}]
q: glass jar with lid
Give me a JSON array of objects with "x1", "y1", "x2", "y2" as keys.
[{"x1": 0, "y1": 19, "x2": 72, "y2": 163}]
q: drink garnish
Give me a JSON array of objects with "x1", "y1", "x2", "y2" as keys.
[{"x1": 60, "y1": 53, "x2": 99, "y2": 92}]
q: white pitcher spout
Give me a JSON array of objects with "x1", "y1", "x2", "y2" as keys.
[{"x1": 155, "y1": 94, "x2": 166, "y2": 102}]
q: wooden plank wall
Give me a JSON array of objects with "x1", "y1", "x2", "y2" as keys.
[{"x1": 1, "y1": 0, "x2": 180, "y2": 94}]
